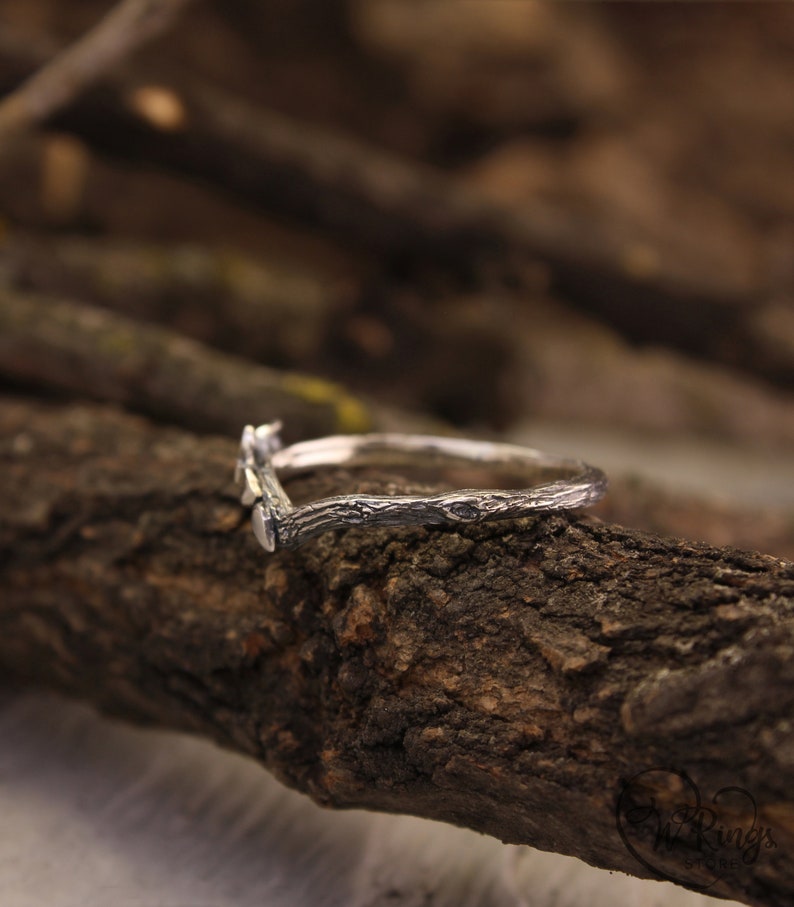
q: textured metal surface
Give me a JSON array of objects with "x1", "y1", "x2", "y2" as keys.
[{"x1": 236, "y1": 423, "x2": 608, "y2": 551}]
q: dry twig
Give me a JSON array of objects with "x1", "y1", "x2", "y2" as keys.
[
  {"x1": 0, "y1": 288, "x2": 372, "y2": 440},
  {"x1": 0, "y1": 0, "x2": 197, "y2": 138}
]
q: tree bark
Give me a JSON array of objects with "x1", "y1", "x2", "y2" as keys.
[{"x1": 1, "y1": 397, "x2": 793, "y2": 907}]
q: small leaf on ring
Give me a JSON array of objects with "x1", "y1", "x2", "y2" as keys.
[
  {"x1": 252, "y1": 503, "x2": 276, "y2": 552},
  {"x1": 240, "y1": 467, "x2": 263, "y2": 506}
]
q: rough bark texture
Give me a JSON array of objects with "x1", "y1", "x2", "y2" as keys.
[{"x1": 2, "y1": 397, "x2": 793, "y2": 907}]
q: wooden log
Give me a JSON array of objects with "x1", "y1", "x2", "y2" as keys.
[
  {"x1": 3, "y1": 242, "x2": 794, "y2": 448},
  {"x1": 0, "y1": 33, "x2": 771, "y2": 349},
  {"x1": 0, "y1": 231, "x2": 339, "y2": 367},
  {"x1": 1, "y1": 396, "x2": 793, "y2": 907},
  {"x1": 0, "y1": 10, "x2": 792, "y2": 390},
  {"x1": 0, "y1": 288, "x2": 372, "y2": 441},
  {"x1": 0, "y1": 234, "x2": 518, "y2": 427}
]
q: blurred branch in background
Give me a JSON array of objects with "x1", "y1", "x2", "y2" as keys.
[
  {"x1": 2, "y1": 13, "x2": 789, "y2": 391},
  {"x1": 0, "y1": 3, "x2": 790, "y2": 413},
  {"x1": 0, "y1": 0, "x2": 196, "y2": 138},
  {"x1": 0, "y1": 3, "x2": 793, "y2": 905},
  {"x1": 0, "y1": 287, "x2": 372, "y2": 439},
  {"x1": 2, "y1": 226, "x2": 793, "y2": 452}
]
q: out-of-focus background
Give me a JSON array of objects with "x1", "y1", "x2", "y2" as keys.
[{"x1": 0, "y1": 2, "x2": 791, "y2": 905}]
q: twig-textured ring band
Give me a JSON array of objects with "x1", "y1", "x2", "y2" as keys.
[{"x1": 235, "y1": 422, "x2": 608, "y2": 552}]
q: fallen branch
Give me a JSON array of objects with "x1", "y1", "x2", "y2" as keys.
[
  {"x1": 0, "y1": 0, "x2": 197, "y2": 139},
  {"x1": 51, "y1": 70, "x2": 794, "y2": 391},
  {"x1": 0, "y1": 397, "x2": 792, "y2": 907},
  {"x1": 3, "y1": 235, "x2": 794, "y2": 449},
  {"x1": 0, "y1": 233, "x2": 517, "y2": 428},
  {"x1": 0, "y1": 288, "x2": 372, "y2": 440},
  {"x1": 0, "y1": 231, "x2": 341, "y2": 367},
  {"x1": 0, "y1": 30, "x2": 778, "y2": 389}
]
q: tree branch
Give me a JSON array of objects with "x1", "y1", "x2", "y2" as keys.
[
  {"x1": 1, "y1": 397, "x2": 793, "y2": 907},
  {"x1": 3, "y1": 235, "x2": 794, "y2": 450},
  {"x1": 0, "y1": 30, "x2": 775, "y2": 380},
  {"x1": 0, "y1": 0, "x2": 197, "y2": 138},
  {"x1": 0, "y1": 287, "x2": 372, "y2": 440},
  {"x1": 2, "y1": 281, "x2": 793, "y2": 561},
  {"x1": 0, "y1": 231, "x2": 341, "y2": 367}
]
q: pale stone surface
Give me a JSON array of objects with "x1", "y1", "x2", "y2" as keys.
[{"x1": 0, "y1": 693, "x2": 744, "y2": 907}]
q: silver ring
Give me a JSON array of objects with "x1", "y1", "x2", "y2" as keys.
[{"x1": 235, "y1": 422, "x2": 607, "y2": 552}]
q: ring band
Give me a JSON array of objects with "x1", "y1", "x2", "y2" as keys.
[{"x1": 235, "y1": 422, "x2": 607, "y2": 552}]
